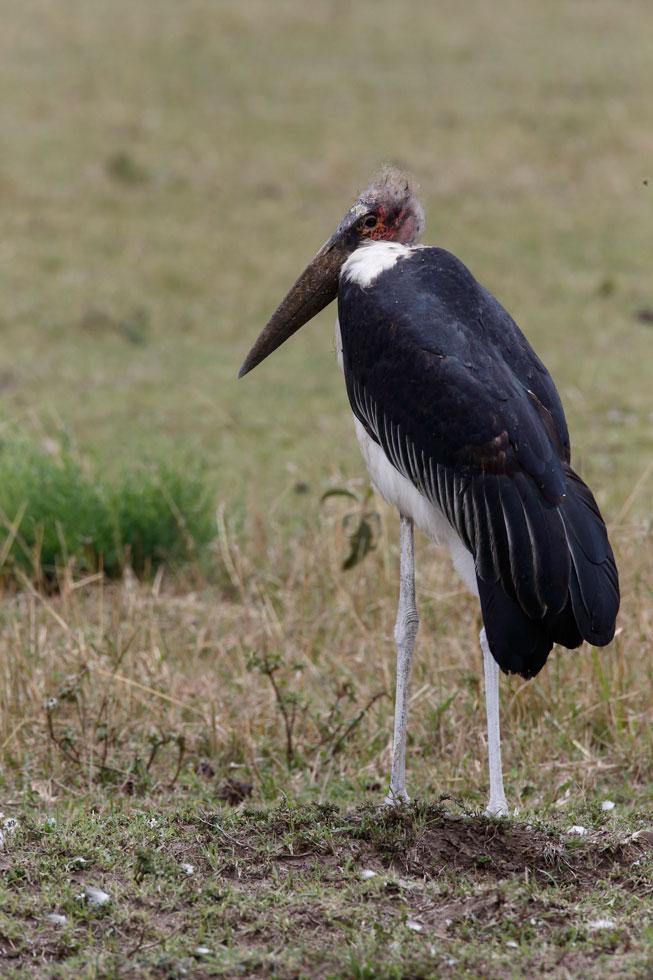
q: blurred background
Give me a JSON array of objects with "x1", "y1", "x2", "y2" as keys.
[{"x1": 0, "y1": 0, "x2": 651, "y2": 797}]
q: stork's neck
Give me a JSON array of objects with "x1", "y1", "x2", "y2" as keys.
[{"x1": 341, "y1": 241, "x2": 414, "y2": 289}]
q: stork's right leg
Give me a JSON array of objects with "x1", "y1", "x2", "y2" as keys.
[{"x1": 386, "y1": 515, "x2": 419, "y2": 805}]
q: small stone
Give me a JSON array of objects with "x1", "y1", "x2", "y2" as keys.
[
  {"x1": 506, "y1": 940, "x2": 519, "y2": 948},
  {"x1": 567, "y1": 825, "x2": 588, "y2": 836},
  {"x1": 83, "y1": 885, "x2": 111, "y2": 906},
  {"x1": 360, "y1": 869, "x2": 377, "y2": 880},
  {"x1": 46, "y1": 913, "x2": 67, "y2": 925},
  {"x1": 180, "y1": 863, "x2": 195, "y2": 876},
  {"x1": 601, "y1": 800, "x2": 616, "y2": 811},
  {"x1": 406, "y1": 920, "x2": 423, "y2": 932},
  {"x1": 194, "y1": 946, "x2": 211, "y2": 957},
  {"x1": 588, "y1": 918, "x2": 615, "y2": 930}
]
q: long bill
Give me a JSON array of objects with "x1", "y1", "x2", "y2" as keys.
[{"x1": 238, "y1": 228, "x2": 352, "y2": 379}]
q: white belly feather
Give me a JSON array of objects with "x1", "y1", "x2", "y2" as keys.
[{"x1": 336, "y1": 315, "x2": 478, "y2": 597}]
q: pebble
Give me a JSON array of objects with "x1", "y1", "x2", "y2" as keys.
[
  {"x1": 506, "y1": 940, "x2": 519, "y2": 948},
  {"x1": 180, "y1": 863, "x2": 195, "y2": 876},
  {"x1": 360, "y1": 869, "x2": 377, "y2": 880},
  {"x1": 601, "y1": 800, "x2": 616, "y2": 811},
  {"x1": 194, "y1": 946, "x2": 211, "y2": 957},
  {"x1": 567, "y1": 825, "x2": 588, "y2": 836},
  {"x1": 406, "y1": 920, "x2": 423, "y2": 932}
]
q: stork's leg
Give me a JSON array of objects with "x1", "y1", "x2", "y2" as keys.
[
  {"x1": 480, "y1": 627, "x2": 509, "y2": 816},
  {"x1": 386, "y1": 515, "x2": 419, "y2": 805}
]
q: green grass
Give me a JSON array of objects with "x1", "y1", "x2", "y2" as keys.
[
  {"x1": 2, "y1": 792, "x2": 653, "y2": 978},
  {"x1": 0, "y1": 0, "x2": 652, "y2": 975},
  {"x1": 0, "y1": 433, "x2": 216, "y2": 583}
]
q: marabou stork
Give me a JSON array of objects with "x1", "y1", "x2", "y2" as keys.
[{"x1": 238, "y1": 168, "x2": 619, "y2": 815}]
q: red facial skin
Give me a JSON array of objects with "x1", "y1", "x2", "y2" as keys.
[{"x1": 360, "y1": 204, "x2": 416, "y2": 245}]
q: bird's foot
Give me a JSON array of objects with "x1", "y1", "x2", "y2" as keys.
[
  {"x1": 485, "y1": 798, "x2": 509, "y2": 818},
  {"x1": 384, "y1": 788, "x2": 410, "y2": 807}
]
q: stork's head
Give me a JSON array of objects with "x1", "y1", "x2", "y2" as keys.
[{"x1": 238, "y1": 167, "x2": 424, "y2": 378}]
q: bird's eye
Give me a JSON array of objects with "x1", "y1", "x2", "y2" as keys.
[{"x1": 363, "y1": 214, "x2": 378, "y2": 229}]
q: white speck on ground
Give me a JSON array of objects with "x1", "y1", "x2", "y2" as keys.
[
  {"x1": 601, "y1": 800, "x2": 616, "y2": 811},
  {"x1": 588, "y1": 918, "x2": 616, "y2": 930},
  {"x1": 46, "y1": 914, "x2": 67, "y2": 925},
  {"x1": 180, "y1": 863, "x2": 195, "y2": 876},
  {"x1": 406, "y1": 920, "x2": 423, "y2": 932},
  {"x1": 3, "y1": 817, "x2": 19, "y2": 834},
  {"x1": 194, "y1": 947, "x2": 211, "y2": 957},
  {"x1": 360, "y1": 869, "x2": 377, "y2": 880},
  {"x1": 567, "y1": 825, "x2": 588, "y2": 836},
  {"x1": 83, "y1": 885, "x2": 111, "y2": 906},
  {"x1": 506, "y1": 940, "x2": 519, "y2": 948}
]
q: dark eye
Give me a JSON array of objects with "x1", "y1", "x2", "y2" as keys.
[{"x1": 363, "y1": 214, "x2": 378, "y2": 229}]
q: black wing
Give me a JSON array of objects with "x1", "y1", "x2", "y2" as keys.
[{"x1": 338, "y1": 247, "x2": 619, "y2": 678}]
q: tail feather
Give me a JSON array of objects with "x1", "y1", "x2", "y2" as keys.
[{"x1": 477, "y1": 464, "x2": 619, "y2": 678}]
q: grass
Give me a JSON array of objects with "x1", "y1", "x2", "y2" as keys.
[
  {"x1": 0, "y1": 432, "x2": 216, "y2": 584},
  {"x1": 0, "y1": 0, "x2": 652, "y2": 975}
]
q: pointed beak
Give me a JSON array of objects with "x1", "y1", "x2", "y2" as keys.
[{"x1": 238, "y1": 209, "x2": 360, "y2": 379}]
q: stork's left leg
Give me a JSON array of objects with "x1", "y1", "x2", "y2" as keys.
[
  {"x1": 386, "y1": 515, "x2": 419, "y2": 805},
  {"x1": 480, "y1": 628, "x2": 509, "y2": 816}
]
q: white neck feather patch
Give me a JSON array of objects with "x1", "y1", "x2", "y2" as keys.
[{"x1": 341, "y1": 241, "x2": 412, "y2": 288}]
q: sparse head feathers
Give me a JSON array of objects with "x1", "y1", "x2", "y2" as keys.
[{"x1": 358, "y1": 166, "x2": 425, "y2": 242}]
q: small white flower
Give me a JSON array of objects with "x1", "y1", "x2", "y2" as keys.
[
  {"x1": 83, "y1": 885, "x2": 111, "y2": 906},
  {"x1": 45, "y1": 697, "x2": 59, "y2": 711},
  {"x1": 360, "y1": 869, "x2": 377, "y2": 880},
  {"x1": 601, "y1": 800, "x2": 616, "y2": 811},
  {"x1": 180, "y1": 863, "x2": 195, "y2": 876},
  {"x1": 567, "y1": 825, "x2": 588, "y2": 836},
  {"x1": 46, "y1": 913, "x2": 67, "y2": 925},
  {"x1": 194, "y1": 946, "x2": 211, "y2": 957},
  {"x1": 406, "y1": 920, "x2": 423, "y2": 932},
  {"x1": 147, "y1": 817, "x2": 158, "y2": 828},
  {"x1": 588, "y1": 918, "x2": 615, "y2": 930}
]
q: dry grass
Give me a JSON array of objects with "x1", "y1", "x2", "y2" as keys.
[{"x1": 2, "y1": 498, "x2": 651, "y2": 808}]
